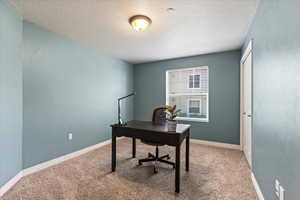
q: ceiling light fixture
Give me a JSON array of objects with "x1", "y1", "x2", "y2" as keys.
[{"x1": 129, "y1": 15, "x2": 152, "y2": 32}]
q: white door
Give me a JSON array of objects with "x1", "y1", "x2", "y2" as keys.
[{"x1": 242, "y1": 51, "x2": 252, "y2": 167}]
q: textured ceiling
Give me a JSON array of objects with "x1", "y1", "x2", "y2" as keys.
[{"x1": 9, "y1": 0, "x2": 258, "y2": 64}]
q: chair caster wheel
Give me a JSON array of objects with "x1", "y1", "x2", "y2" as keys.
[
  {"x1": 154, "y1": 167, "x2": 158, "y2": 174},
  {"x1": 148, "y1": 153, "x2": 152, "y2": 157},
  {"x1": 138, "y1": 161, "x2": 142, "y2": 166}
]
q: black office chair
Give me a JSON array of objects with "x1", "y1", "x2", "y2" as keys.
[{"x1": 138, "y1": 105, "x2": 176, "y2": 173}]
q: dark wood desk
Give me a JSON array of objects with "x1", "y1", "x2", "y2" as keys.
[{"x1": 111, "y1": 120, "x2": 191, "y2": 193}]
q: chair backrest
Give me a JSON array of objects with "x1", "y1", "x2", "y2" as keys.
[{"x1": 152, "y1": 105, "x2": 174, "y2": 123}]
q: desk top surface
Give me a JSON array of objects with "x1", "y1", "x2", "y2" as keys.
[{"x1": 112, "y1": 120, "x2": 191, "y2": 134}]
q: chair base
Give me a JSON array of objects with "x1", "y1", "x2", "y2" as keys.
[{"x1": 138, "y1": 146, "x2": 175, "y2": 173}]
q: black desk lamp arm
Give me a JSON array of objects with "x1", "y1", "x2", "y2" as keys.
[{"x1": 118, "y1": 92, "x2": 135, "y2": 125}]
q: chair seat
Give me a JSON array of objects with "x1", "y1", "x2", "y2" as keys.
[{"x1": 140, "y1": 139, "x2": 164, "y2": 146}]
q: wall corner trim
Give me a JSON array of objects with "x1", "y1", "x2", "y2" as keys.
[
  {"x1": 190, "y1": 139, "x2": 241, "y2": 150},
  {"x1": 0, "y1": 137, "x2": 123, "y2": 197},
  {"x1": 251, "y1": 172, "x2": 265, "y2": 200},
  {"x1": 0, "y1": 171, "x2": 23, "y2": 197}
]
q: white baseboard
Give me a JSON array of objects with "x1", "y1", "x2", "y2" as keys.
[
  {"x1": 22, "y1": 139, "x2": 115, "y2": 176},
  {"x1": 0, "y1": 137, "x2": 120, "y2": 197},
  {"x1": 251, "y1": 172, "x2": 265, "y2": 200},
  {"x1": 0, "y1": 171, "x2": 23, "y2": 197},
  {"x1": 191, "y1": 139, "x2": 241, "y2": 150}
]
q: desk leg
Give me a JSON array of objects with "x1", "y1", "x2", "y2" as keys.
[
  {"x1": 112, "y1": 134, "x2": 116, "y2": 172},
  {"x1": 186, "y1": 129, "x2": 190, "y2": 171},
  {"x1": 132, "y1": 137, "x2": 136, "y2": 158},
  {"x1": 175, "y1": 144, "x2": 181, "y2": 193}
]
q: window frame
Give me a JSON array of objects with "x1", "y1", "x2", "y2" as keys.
[{"x1": 166, "y1": 66, "x2": 209, "y2": 122}]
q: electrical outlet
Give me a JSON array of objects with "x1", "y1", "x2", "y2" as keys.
[
  {"x1": 275, "y1": 179, "x2": 285, "y2": 200},
  {"x1": 279, "y1": 185, "x2": 285, "y2": 200},
  {"x1": 68, "y1": 133, "x2": 73, "y2": 140},
  {"x1": 275, "y1": 179, "x2": 280, "y2": 197}
]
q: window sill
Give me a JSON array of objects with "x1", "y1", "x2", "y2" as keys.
[{"x1": 175, "y1": 117, "x2": 209, "y2": 123}]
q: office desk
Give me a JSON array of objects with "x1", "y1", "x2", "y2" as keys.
[{"x1": 111, "y1": 120, "x2": 191, "y2": 193}]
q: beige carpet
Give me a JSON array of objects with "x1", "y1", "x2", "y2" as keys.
[{"x1": 1, "y1": 138, "x2": 258, "y2": 200}]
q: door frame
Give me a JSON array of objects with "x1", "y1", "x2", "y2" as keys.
[{"x1": 240, "y1": 40, "x2": 253, "y2": 167}]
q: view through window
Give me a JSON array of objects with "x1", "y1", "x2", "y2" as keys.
[{"x1": 166, "y1": 66, "x2": 209, "y2": 122}]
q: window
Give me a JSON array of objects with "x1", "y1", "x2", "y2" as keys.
[
  {"x1": 188, "y1": 99, "x2": 201, "y2": 114},
  {"x1": 189, "y1": 75, "x2": 200, "y2": 88},
  {"x1": 166, "y1": 66, "x2": 209, "y2": 122}
]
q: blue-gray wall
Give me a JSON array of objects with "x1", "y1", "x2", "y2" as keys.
[
  {"x1": 244, "y1": 1, "x2": 300, "y2": 199},
  {"x1": 0, "y1": 0, "x2": 23, "y2": 187},
  {"x1": 134, "y1": 51, "x2": 241, "y2": 145},
  {"x1": 23, "y1": 22, "x2": 133, "y2": 168}
]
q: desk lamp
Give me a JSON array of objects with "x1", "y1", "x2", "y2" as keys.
[{"x1": 118, "y1": 92, "x2": 135, "y2": 126}]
